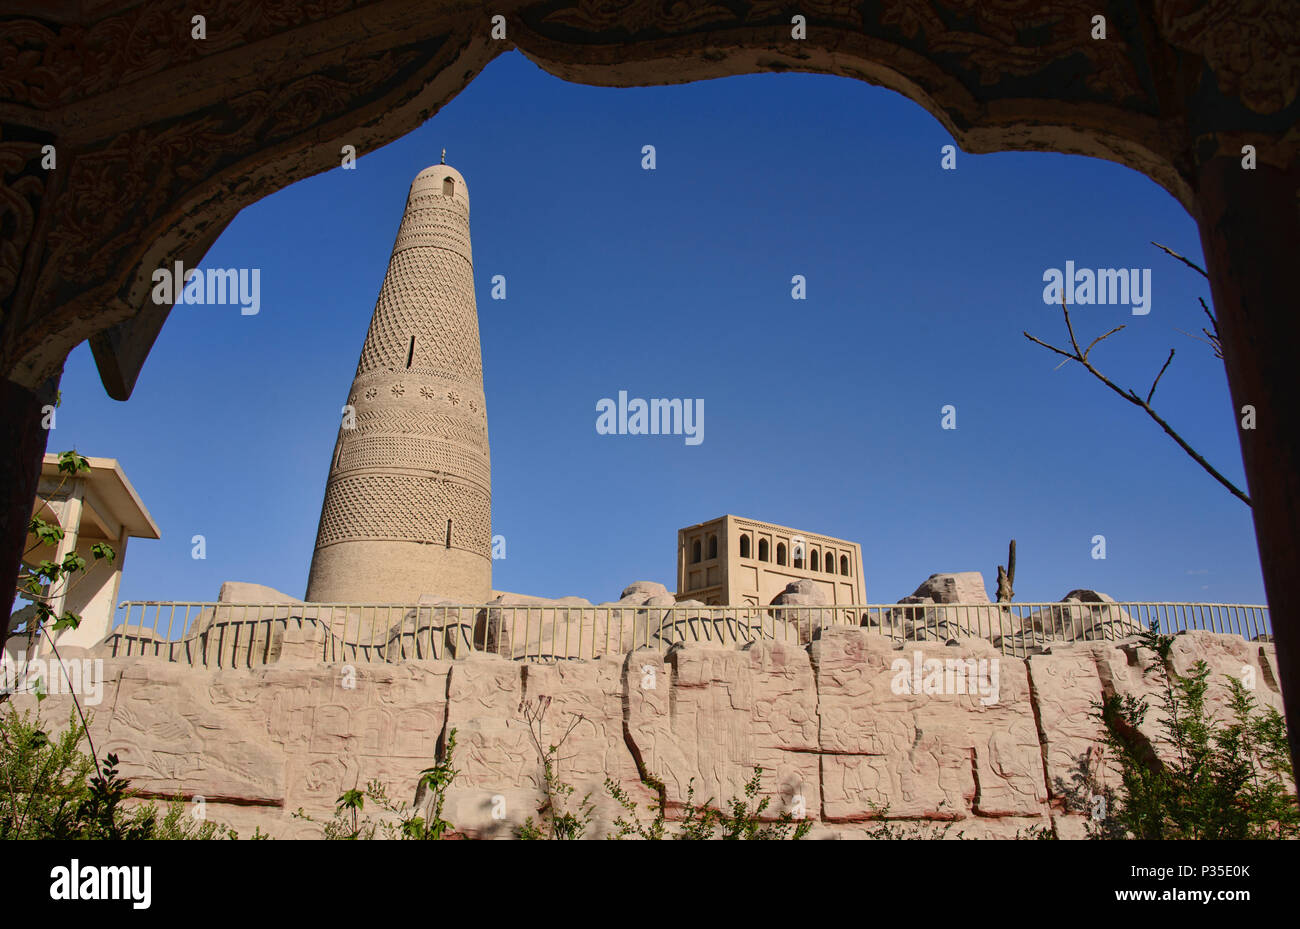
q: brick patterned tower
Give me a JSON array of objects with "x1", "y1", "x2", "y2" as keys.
[{"x1": 305, "y1": 162, "x2": 491, "y2": 603}]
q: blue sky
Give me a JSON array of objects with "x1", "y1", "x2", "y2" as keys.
[{"x1": 51, "y1": 51, "x2": 1263, "y2": 609}]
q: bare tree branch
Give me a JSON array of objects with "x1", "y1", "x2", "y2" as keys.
[
  {"x1": 1024, "y1": 295, "x2": 1250, "y2": 506},
  {"x1": 1198, "y1": 295, "x2": 1217, "y2": 329},
  {"x1": 1083, "y1": 326, "x2": 1125, "y2": 360},
  {"x1": 1196, "y1": 296, "x2": 1223, "y2": 359},
  {"x1": 1023, "y1": 331, "x2": 1075, "y2": 362},
  {"x1": 1174, "y1": 326, "x2": 1223, "y2": 359},
  {"x1": 1151, "y1": 241, "x2": 1208, "y2": 279},
  {"x1": 1153, "y1": 244, "x2": 1224, "y2": 361},
  {"x1": 1147, "y1": 348, "x2": 1175, "y2": 404}
]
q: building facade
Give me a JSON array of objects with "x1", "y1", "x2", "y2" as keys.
[
  {"x1": 676, "y1": 515, "x2": 865, "y2": 606},
  {"x1": 10, "y1": 455, "x2": 159, "y2": 661},
  {"x1": 305, "y1": 161, "x2": 492, "y2": 604}
]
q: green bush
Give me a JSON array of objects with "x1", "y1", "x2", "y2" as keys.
[
  {"x1": 0, "y1": 707, "x2": 254, "y2": 839},
  {"x1": 294, "y1": 729, "x2": 460, "y2": 839},
  {"x1": 606, "y1": 766, "x2": 812, "y2": 840},
  {"x1": 516, "y1": 750, "x2": 594, "y2": 840},
  {"x1": 1080, "y1": 624, "x2": 1298, "y2": 840}
]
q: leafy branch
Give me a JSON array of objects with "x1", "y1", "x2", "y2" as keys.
[
  {"x1": 8, "y1": 450, "x2": 117, "y2": 660},
  {"x1": 293, "y1": 728, "x2": 460, "y2": 839},
  {"x1": 4, "y1": 447, "x2": 124, "y2": 832},
  {"x1": 606, "y1": 766, "x2": 812, "y2": 840}
]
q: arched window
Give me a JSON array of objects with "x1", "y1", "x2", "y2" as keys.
[
  {"x1": 841, "y1": 555, "x2": 850, "y2": 576},
  {"x1": 776, "y1": 543, "x2": 787, "y2": 566},
  {"x1": 758, "y1": 539, "x2": 769, "y2": 562},
  {"x1": 443, "y1": 177, "x2": 455, "y2": 197},
  {"x1": 739, "y1": 535, "x2": 751, "y2": 558},
  {"x1": 691, "y1": 539, "x2": 701, "y2": 563},
  {"x1": 810, "y1": 550, "x2": 820, "y2": 572},
  {"x1": 826, "y1": 553, "x2": 835, "y2": 574},
  {"x1": 708, "y1": 534, "x2": 718, "y2": 560}
]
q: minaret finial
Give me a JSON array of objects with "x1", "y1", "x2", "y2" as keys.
[{"x1": 441, "y1": 148, "x2": 446, "y2": 165}]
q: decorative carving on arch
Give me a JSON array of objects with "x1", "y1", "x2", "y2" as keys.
[
  {"x1": 511, "y1": 2, "x2": 1183, "y2": 194},
  {"x1": 2, "y1": 4, "x2": 504, "y2": 392},
  {"x1": 0, "y1": 131, "x2": 51, "y2": 313}
]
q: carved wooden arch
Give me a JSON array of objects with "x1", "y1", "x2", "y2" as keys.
[
  {"x1": 2, "y1": 1, "x2": 1298, "y2": 767},
  {"x1": 4, "y1": 1, "x2": 1293, "y2": 393}
]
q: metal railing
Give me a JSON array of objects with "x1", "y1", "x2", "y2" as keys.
[{"x1": 105, "y1": 599, "x2": 1272, "y2": 667}]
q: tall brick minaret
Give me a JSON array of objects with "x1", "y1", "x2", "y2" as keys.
[{"x1": 305, "y1": 160, "x2": 491, "y2": 603}]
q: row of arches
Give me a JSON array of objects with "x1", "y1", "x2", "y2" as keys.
[
  {"x1": 690, "y1": 531, "x2": 851, "y2": 577},
  {"x1": 690, "y1": 534, "x2": 719, "y2": 564}
]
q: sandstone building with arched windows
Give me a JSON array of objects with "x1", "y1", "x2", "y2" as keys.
[{"x1": 677, "y1": 515, "x2": 865, "y2": 607}]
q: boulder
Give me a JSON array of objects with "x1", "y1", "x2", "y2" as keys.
[
  {"x1": 175, "y1": 582, "x2": 305, "y2": 654},
  {"x1": 217, "y1": 581, "x2": 301, "y2": 604},
  {"x1": 1023, "y1": 592, "x2": 1139, "y2": 644},
  {"x1": 618, "y1": 581, "x2": 673, "y2": 604},
  {"x1": 637, "y1": 599, "x2": 768, "y2": 648},
  {"x1": 385, "y1": 595, "x2": 476, "y2": 660},
  {"x1": 875, "y1": 595, "x2": 936, "y2": 638},
  {"x1": 771, "y1": 579, "x2": 834, "y2": 644},
  {"x1": 772, "y1": 578, "x2": 829, "y2": 605},
  {"x1": 1060, "y1": 589, "x2": 1116, "y2": 603},
  {"x1": 479, "y1": 592, "x2": 594, "y2": 659},
  {"x1": 874, "y1": 594, "x2": 1021, "y2": 647},
  {"x1": 909, "y1": 572, "x2": 990, "y2": 604},
  {"x1": 991, "y1": 630, "x2": 1051, "y2": 658}
]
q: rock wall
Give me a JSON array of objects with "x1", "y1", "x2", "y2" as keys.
[{"x1": 8, "y1": 627, "x2": 1284, "y2": 839}]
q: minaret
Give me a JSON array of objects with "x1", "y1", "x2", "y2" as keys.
[{"x1": 305, "y1": 160, "x2": 491, "y2": 604}]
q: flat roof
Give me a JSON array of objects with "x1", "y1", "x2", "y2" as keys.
[
  {"x1": 40, "y1": 454, "x2": 161, "y2": 540},
  {"x1": 679, "y1": 514, "x2": 861, "y2": 548}
]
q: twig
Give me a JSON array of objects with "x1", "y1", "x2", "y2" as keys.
[
  {"x1": 1147, "y1": 349, "x2": 1175, "y2": 404},
  {"x1": 1151, "y1": 244, "x2": 1222, "y2": 361},
  {"x1": 1196, "y1": 297, "x2": 1223, "y2": 359},
  {"x1": 39, "y1": 630, "x2": 100, "y2": 772},
  {"x1": 1083, "y1": 326, "x2": 1126, "y2": 360},
  {"x1": 1151, "y1": 241, "x2": 1208, "y2": 279},
  {"x1": 1198, "y1": 296, "x2": 1217, "y2": 330},
  {"x1": 1173, "y1": 327, "x2": 1222, "y2": 359},
  {"x1": 1024, "y1": 295, "x2": 1250, "y2": 506}
]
